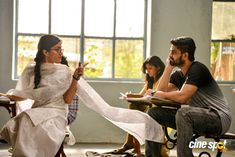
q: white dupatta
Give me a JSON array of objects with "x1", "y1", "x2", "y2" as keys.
[{"x1": 77, "y1": 78, "x2": 164, "y2": 144}]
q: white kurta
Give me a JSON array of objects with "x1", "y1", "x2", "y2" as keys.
[{"x1": 0, "y1": 63, "x2": 72, "y2": 157}]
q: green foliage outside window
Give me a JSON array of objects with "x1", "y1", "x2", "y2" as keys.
[{"x1": 17, "y1": 36, "x2": 144, "y2": 80}]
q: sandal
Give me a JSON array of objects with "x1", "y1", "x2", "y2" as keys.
[{"x1": 112, "y1": 143, "x2": 134, "y2": 154}]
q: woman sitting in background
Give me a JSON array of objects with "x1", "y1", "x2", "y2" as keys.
[{"x1": 113, "y1": 56, "x2": 166, "y2": 157}]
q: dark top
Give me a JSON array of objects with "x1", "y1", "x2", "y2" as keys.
[{"x1": 170, "y1": 61, "x2": 231, "y2": 134}]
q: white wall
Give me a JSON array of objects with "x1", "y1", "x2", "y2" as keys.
[
  {"x1": 0, "y1": 0, "x2": 15, "y2": 127},
  {"x1": 1, "y1": 0, "x2": 234, "y2": 143},
  {"x1": 150, "y1": 0, "x2": 212, "y2": 67}
]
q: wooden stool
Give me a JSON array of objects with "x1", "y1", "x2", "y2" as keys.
[{"x1": 0, "y1": 100, "x2": 16, "y2": 117}]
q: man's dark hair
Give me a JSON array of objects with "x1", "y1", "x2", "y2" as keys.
[{"x1": 170, "y1": 36, "x2": 196, "y2": 61}]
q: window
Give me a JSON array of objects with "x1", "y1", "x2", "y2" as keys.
[
  {"x1": 14, "y1": 0, "x2": 147, "y2": 80},
  {"x1": 211, "y1": 0, "x2": 235, "y2": 82}
]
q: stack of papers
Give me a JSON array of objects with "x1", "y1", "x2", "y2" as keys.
[{"x1": 124, "y1": 95, "x2": 181, "y2": 108}]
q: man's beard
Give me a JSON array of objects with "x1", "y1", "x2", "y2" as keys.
[{"x1": 169, "y1": 55, "x2": 185, "y2": 66}]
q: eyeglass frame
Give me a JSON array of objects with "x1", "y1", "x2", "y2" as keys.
[{"x1": 50, "y1": 48, "x2": 64, "y2": 53}]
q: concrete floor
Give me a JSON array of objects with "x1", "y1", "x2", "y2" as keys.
[{"x1": 1, "y1": 142, "x2": 235, "y2": 157}]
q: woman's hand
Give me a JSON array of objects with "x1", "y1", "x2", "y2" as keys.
[
  {"x1": 145, "y1": 89, "x2": 156, "y2": 96},
  {"x1": 64, "y1": 62, "x2": 88, "y2": 103},
  {"x1": 73, "y1": 62, "x2": 88, "y2": 80},
  {"x1": 152, "y1": 91, "x2": 165, "y2": 98}
]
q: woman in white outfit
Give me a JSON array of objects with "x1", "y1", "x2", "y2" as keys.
[
  {"x1": 0, "y1": 34, "x2": 85, "y2": 157},
  {"x1": 0, "y1": 34, "x2": 165, "y2": 157}
]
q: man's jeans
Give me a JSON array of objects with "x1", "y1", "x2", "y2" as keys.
[{"x1": 145, "y1": 106, "x2": 222, "y2": 157}]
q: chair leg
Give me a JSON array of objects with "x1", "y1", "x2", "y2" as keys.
[
  {"x1": 61, "y1": 149, "x2": 67, "y2": 157},
  {"x1": 55, "y1": 143, "x2": 64, "y2": 157}
]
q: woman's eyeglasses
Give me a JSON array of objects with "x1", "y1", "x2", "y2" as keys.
[{"x1": 50, "y1": 48, "x2": 64, "y2": 53}]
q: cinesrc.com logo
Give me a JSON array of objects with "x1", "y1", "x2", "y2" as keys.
[{"x1": 189, "y1": 139, "x2": 226, "y2": 151}]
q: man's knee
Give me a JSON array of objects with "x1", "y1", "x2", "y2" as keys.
[{"x1": 176, "y1": 107, "x2": 191, "y2": 122}]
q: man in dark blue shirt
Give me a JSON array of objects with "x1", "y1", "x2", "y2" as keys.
[{"x1": 145, "y1": 36, "x2": 231, "y2": 157}]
